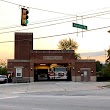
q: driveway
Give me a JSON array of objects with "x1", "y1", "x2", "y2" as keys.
[{"x1": 0, "y1": 81, "x2": 110, "y2": 94}]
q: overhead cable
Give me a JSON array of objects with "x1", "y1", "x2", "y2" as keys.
[
  {"x1": 0, "y1": 0, "x2": 75, "y2": 16},
  {"x1": 0, "y1": 11, "x2": 110, "y2": 34},
  {"x1": 0, "y1": 25, "x2": 110, "y2": 43}
]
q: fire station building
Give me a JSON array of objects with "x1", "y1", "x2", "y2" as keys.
[{"x1": 7, "y1": 32, "x2": 96, "y2": 83}]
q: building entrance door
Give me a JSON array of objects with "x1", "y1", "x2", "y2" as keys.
[
  {"x1": 81, "y1": 71, "x2": 89, "y2": 82},
  {"x1": 83, "y1": 71, "x2": 88, "y2": 81}
]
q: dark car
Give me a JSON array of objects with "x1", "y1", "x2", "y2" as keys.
[{"x1": 0, "y1": 75, "x2": 7, "y2": 83}]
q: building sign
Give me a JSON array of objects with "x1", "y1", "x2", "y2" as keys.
[{"x1": 43, "y1": 56, "x2": 63, "y2": 60}]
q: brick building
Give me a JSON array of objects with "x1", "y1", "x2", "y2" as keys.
[{"x1": 7, "y1": 32, "x2": 96, "y2": 83}]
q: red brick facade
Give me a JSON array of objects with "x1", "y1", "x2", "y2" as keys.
[
  {"x1": 7, "y1": 32, "x2": 96, "y2": 82},
  {"x1": 15, "y1": 32, "x2": 33, "y2": 60}
]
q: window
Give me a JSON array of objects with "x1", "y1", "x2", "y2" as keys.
[{"x1": 16, "y1": 68, "x2": 22, "y2": 77}]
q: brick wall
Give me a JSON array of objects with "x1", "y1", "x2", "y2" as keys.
[
  {"x1": 8, "y1": 60, "x2": 30, "y2": 76},
  {"x1": 15, "y1": 32, "x2": 33, "y2": 60},
  {"x1": 30, "y1": 50, "x2": 75, "y2": 60},
  {"x1": 75, "y1": 60, "x2": 96, "y2": 76}
]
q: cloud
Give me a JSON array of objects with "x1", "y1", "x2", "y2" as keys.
[
  {"x1": 80, "y1": 51, "x2": 106, "y2": 63},
  {"x1": 80, "y1": 51, "x2": 105, "y2": 57}
]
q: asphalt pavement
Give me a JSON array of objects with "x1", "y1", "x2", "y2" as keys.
[
  {"x1": 0, "y1": 81, "x2": 110, "y2": 94},
  {"x1": 0, "y1": 81, "x2": 110, "y2": 110}
]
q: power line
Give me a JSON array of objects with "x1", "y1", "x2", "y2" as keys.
[
  {"x1": 0, "y1": 16, "x2": 75, "y2": 30},
  {"x1": 0, "y1": 10, "x2": 110, "y2": 34},
  {"x1": 1, "y1": 0, "x2": 110, "y2": 17},
  {"x1": 26, "y1": 25, "x2": 110, "y2": 39},
  {"x1": 0, "y1": 20, "x2": 74, "y2": 34},
  {"x1": 95, "y1": 17, "x2": 110, "y2": 19},
  {"x1": 76, "y1": 6, "x2": 110, "y2": 16},
  {"x1": 0, "y1": 0, "x2": 110, "y2": 29},
  {"x1": 0, "y1": 0, "x2": 110, "y2": 30},
  {"x1": 0, "y1": 25, "x2": 110, "y2": 43},
  {"x1": 0, "y1": 9, "x2": 110, "y2": 31},
  {"x1": 0, "y1": 12, "x2": 110, "y2": 34},
  {"x1": 0, "y1": 0, "x2": 110, "y2": 37},
  {"x1": 0, "y1": 9, "x2": 110, "y2": 30},
  {"x1": 0, "y1": 0, "x2": 75, "y2": 16},
  {"x1": 0, "y1": 0, "x2": 19, "y2": 6}
]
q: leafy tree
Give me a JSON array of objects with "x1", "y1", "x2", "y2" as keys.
[
  {"x1": 74, "y1": 53, "x2": 81, "y2": 60},
  {"x1": 0, "y1": 67, "x2": 7, "y2": 75},
  {"x1": 57, "y1": 37, "x2": 81, "y2": 59},
  {"x1": 57, "y1": 37, "x2": 78, "y2": 50},
  {"x1": 101, "y1": 48, "x2": 110, "y2": 77},
  {"x1": 96, "y1": 61, "x2": 103, "y2": 72},
  {"x1": 0, "y1": 59, "x2": 7, "y2": 75},
  {"x1": 96, "y1": 61, "x2": 104, "y2": 77},
  {"x1": 106, "y1": 48, "x2": 110, "y2": 62},
  {"x1": 102, "y1": 63, "x2": 110, "y2": 77},
  {"x1": 0, "y1": 59, "x2": 6, "y2": 67}
]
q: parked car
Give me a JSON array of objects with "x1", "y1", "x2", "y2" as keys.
[{"x1": 0, "y1": 75, "x2": 7, "y2": 83}]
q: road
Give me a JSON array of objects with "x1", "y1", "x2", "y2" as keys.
[{"x1": 0, "y1": 82, "x2": 110, "y2": 110}]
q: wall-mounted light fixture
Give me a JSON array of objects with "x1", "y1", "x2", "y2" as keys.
[
  {"x1": 40, "y1": 64, "x2": 46, "y2": 65},
  {"x1": 31, "y1": 68, "x2": 33, "y2": 71}
]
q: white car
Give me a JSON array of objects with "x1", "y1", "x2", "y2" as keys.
[{"x1": 0, "y1": 75, "x2": 7, "y2": 83}]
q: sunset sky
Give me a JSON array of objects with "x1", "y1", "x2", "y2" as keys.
[{"x1": 0, "y1": 0, "x2": 110, "y2": 63}]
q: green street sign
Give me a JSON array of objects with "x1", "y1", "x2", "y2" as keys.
[{"x1": 73, "y1": 23, "x2": 87, "y2": 30}]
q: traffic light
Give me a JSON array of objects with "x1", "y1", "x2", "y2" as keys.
[{"x1": 21, "y1": 8, "x2": 29, "y2": 26}]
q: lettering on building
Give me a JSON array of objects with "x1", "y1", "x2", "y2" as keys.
[{"x1": 43, "y1": 56, "x2": 63, "y2": 60}]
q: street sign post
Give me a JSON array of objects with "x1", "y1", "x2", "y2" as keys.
[{"x1": 73, "y1": 23, "x2": 87, "y2": 30}]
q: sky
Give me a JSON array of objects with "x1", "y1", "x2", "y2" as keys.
[{"x1": 0, "y1": 0, "x2": 110, "y2": 63}]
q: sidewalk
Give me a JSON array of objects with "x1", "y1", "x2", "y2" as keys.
[{"x1": 0, "y1": 82, "x2": 110, "y2": 94}]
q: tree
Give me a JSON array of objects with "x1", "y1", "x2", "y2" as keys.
[
  {"x1": 96, "y1": 61, "x2": 103, "y2": 72},
  {"x1": 57, "y1": 37, "x2": 81, "y2": 59},
  {"x1": 57, "y1": 37, "x2": 78, "y2": 50},
  {"x1": 103, "y1": 48, "x2": 110, "y2": 77},
  {"x1": 102, "y1": 63, "x2": 110, "y2": 77},
  {"x1": 74, "y1": 53, "x2": 81, "y2": 60},
  {"x1": 106, "y1": 48, "x2": 110, "y2": 62},
  {"x1": 96, "y1": 61, "x2": 103, "y2": 77},
  {"x1": 0, "y1": 59, "x2": 7, "y2": 75}
]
